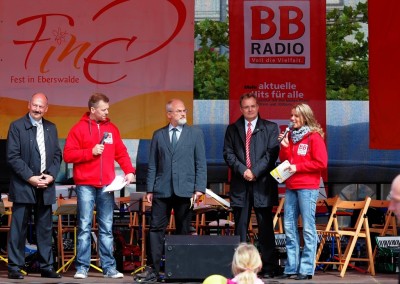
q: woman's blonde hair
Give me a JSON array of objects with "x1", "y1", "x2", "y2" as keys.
[
  {"x1": 292, "y1": 103, "x2": 325, "y2": 138},
  {"x1": 231, "y1": 243, "x2": 262, "y2": 284}
]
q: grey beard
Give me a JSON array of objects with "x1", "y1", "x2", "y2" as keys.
[{"x1": 178, "y1": 118, "x2": 187, "y2": 126}]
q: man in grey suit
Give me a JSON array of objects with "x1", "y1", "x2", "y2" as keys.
[
  {"x1": 134, "y1": 98, "x2": 207, "y2": 282},
  {"x1": 6, "y1": 93, "x2": 62, "y2": 279}
]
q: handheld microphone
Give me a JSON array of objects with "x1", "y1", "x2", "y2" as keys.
[
  {"x1": 278, "y1": 122, "x2": 294, "y2": 143},
  {"x1": 99, "y1": 132, "x2": 109, "y2": 144}
]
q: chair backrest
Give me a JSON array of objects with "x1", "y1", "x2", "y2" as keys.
[
  {"x1": 325, "y1": 196, "x2": 371, "y2": 233},
  {"x1": 316, "y1": 195, "x2": 339, "y2": 214},
  {"x1": 368, "y1": 199, "x2": 397, "y2": 236}
]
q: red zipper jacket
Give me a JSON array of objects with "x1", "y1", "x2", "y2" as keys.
[
  {"x1": 63, "y1": 112, "x2": 135, "y2": 187},
  {"x1": 279, "y1": 132, "x2": 327, "y2": 190}
]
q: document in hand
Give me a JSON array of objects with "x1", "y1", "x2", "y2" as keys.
[
  {"x1": 270, "y1": 160, "x2": 294, "y2": 183},
  {"x1": 103, "y1": 175, "x2": 127, "y2": 192}
]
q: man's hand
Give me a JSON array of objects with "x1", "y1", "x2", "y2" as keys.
[
  {"x1": 92, "y1": 144, "x2": 104, "y2": 156},
  {"x1": 146, "y1": 193, "x2": 153, "y2": 204},
  {"x1": 125, "y1": 173, "x2": 136, "y2": 184},
  {"x1": 28, "y1": 174, "x2": 50, "y2": 188},
  {"x1": 243, "y1": 169, "x2": 256, "y2": 182}
]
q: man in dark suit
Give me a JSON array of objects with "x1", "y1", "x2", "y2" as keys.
[
  {"x1": 134, "y1": 98, "x2": 207, "y2": 282},
  {"x1": 6, "y1": 93, "x2": 62, "y2": 279},
  {"x1": 223, "y1": 93, "x2": 280, "y2": 278}
]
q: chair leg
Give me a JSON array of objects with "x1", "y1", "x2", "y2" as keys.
[{"x1": 339, "y1": 236, "x2": 358, "y2": 278}]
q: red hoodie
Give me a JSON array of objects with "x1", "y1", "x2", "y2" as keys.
[
  {"x1": 279, "y1": 132, "x2": 327, "y2": 190},
  {"x1": 63, "y1": 112, "x2": 135, "y2": 187}
]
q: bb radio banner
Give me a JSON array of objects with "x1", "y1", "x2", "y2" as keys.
[
  {"x1": 229, "y1": 0, "x2": 326, "y2": 132},
  {"x1": 0, "y1": 0, "x2": 194, "y2": 139}
]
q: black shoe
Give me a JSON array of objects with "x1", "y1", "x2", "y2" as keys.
[
  {"x1": 8, "y1": 270, "x2": 24, "y2": 279},
  {"x1": 262, "y1": 272, "x2": 274, "y2": 279},
  {"x1": 133, "y1": 266, "x2": 158, "y2": 283},
  {"x1": 295, "y1": 274, "x2": 312, "y2": 280},
  {"x1": 277, "y1": 273, "x2": 297, "y2": 279},
  {"x1": 41, "y1": 269, "x2": 62, "y2": 278}
]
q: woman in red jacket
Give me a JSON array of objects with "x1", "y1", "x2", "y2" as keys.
[{"x1": 277, "y1": 103, "x2": 328, "y2": 280}]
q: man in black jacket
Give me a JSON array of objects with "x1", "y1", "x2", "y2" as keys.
[
  {"x1": 223, "y1": 93, "x2": 280, "y2": 278},
  {"x1": 6, "y1": 93, "x2": 62, "y2": 279}
]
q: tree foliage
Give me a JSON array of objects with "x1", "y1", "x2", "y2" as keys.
[
  {"x1": 326, "y1": 1, "x2": 368, "y2": 100},
  {"x1": 194, "y1": 19, "x2": 229, "y2": 99}
]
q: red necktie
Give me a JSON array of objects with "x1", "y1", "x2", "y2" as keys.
[{"x1": 246, "y1": 122, "x2": 252, "y2": 169}]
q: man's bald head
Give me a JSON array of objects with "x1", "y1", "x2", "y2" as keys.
[{"x1": 390, "y1": 175, "x2": 400, "y2": 202}]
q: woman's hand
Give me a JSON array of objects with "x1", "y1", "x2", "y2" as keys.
[{"x1": 278, "y1": 132, "x2": 289, "y2": 147}]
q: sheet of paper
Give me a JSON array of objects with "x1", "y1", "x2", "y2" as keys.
[
  {"x1": 205, "y1": 188, "x2": 230, "y2": 208},
  {"x1": 270, "y1": 160, "x2": 294, "y2": 183},
  {"x1": 103, "y1": 175, "x2": 127, "y2": 192}
]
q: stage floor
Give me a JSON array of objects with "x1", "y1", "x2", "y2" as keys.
[{"x1": 0, "y1": 266, "x2": 397, "y2": 284}]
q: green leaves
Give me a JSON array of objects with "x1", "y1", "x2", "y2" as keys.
[
  {"x1": 194, "y1": 19, "x2": 229, "y2": 99},
  {"x1": 326, "y1": 1, "x2": 368, "y2": 100}
]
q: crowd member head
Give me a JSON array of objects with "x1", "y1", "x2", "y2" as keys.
[
  {"x1": 88, "y1": 93, "x2": 110, "y2": 122},
  {"x1": 239, "y1": 93, "x2": 259, "y2": 122},
  {"x1": 389, "y1": 175, "x2": 400, "y2": 220},
  {"x1": 290, "y1": 103, "x2": 324, "y2": 138},
  {"x1": 28, "y1": 93, "x2": 48, "y2": 121},
  {"x1": 231, "y1": 243, "x2": 262, "y2": 284},
  {"x1": 166, "y1": 98, "x2": 187, "y2": 126}
]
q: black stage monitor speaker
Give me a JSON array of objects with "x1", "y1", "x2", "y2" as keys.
[{"x1": 164, "y1": 235, "x2": 240, "y2": 281}]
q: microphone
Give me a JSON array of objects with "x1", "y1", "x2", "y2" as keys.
[
  {"x1": 99, "y1": 132, "x2": 109, "y2": 144},
  {"x1": 278, "y1": 122, "x2": 294, "y2": 143}
]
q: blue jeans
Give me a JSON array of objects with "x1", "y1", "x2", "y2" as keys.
[
  {"x1": 283, "y1": 189, "x2": 319, "y2": 276},
  {"x1": 76, "y1": 185, "x2": 116, "y2": 274}
]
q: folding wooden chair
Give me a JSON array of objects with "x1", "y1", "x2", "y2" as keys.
[
  {"x1": 315, "y1": 196, "x2": 339, "y2": 230},
  {"x1": 366, "y1": 199, "x2": 397, "y2": 271},
  {"x1": 140, "y1": 197, "x2": 152, "y2": 267},
  {"x1": 114, "y1": 196, "x2": 139, "y2": 245},
  {"x1": 273, "y1": 197, "x2": 285, "y2": 234},
  {"x1": 315, "y1": 196, "x2": 375, "y2": 277},
  {"x1": 0, "y1": 197, "x2": 12, "y2": 265},
  {"x1": 55, "y1": 197, "x2": 102, "y2": 273},
  {"x1": 368, "y1": 199, "x2": 397, "y2": 237}
]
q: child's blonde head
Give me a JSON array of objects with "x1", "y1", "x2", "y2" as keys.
[{"x1": 231, "y1": 243, "x2": 262, "y2": 284}]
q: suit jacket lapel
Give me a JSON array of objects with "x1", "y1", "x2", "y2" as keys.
[
  {"x1": 235, "y1": 118, "x2": 246, "y2": 146},
  {"x1": 162, "y1": 126, "x2": 173, "y2": 153}
]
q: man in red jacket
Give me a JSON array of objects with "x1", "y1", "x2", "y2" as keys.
[{"x1": 64, "y1": 93, "x2": 136, "y2": 279}]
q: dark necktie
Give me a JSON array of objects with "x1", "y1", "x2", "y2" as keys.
[
  {"x1": 171, "y1": 128, "x2": 178, "y2": 149},
  {"x1": 246, "y1": 122, "x2": 252, "y2": 169}
]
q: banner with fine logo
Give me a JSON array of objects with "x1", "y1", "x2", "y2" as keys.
[
  {"x1": 229, "y1": 0, "x2": 326, "y2": 134},
  {"x1": 0, "y1": 0, "x2": 194, "y2": 138}
]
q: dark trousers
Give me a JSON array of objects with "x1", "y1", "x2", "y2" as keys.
[
  {"x1": 8, "y1": 191, "x2": 54, "y2": 271},
  {"x1": 233, "y1": 186, "x2": 276, "y2": 273},
  {"x1": 148, "y1": 195, "x2": 191, "y2": 274}
]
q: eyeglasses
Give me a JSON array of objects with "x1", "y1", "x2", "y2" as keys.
[
  {"x1": 168, "y1": 109, "x2": 188, "y2": 114},
  {"x1": 241, "y1": 105, "x2": 257, "y2": 111}
]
